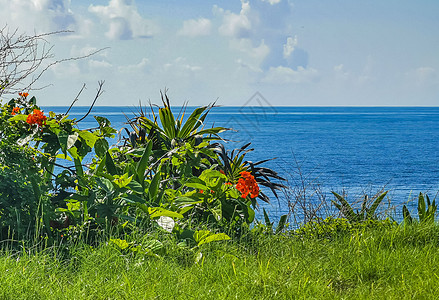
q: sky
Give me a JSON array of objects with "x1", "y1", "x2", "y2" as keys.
[{"x1": 1, "y1": 0, "x2": 438, "y2": 106}]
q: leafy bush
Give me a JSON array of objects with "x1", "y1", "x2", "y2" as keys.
[{"x1": 0, "y1": 91, "x2": 284, "y2": 246}]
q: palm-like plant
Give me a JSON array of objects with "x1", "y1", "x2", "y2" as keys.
[
  {"x1": 212, "y1": 142, "x2": 286, "y2": 204},
  {"x1": 124, "y1": 92, "x2": 229, "y2": 150}
]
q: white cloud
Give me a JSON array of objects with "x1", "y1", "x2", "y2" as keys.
[
  {"x1": 164, "y1": 57, "x2": 202, "y2": 75},
  {"x1": 88, "y1": 59, "x2": 112, "y2": 70},
  {"x1": 0, "y1": 0, "x2": 76, "y2": 33},
  {"x1": 118, "y1": 58, "x2": 150, "y2": 73},
  {"x1": 218, "y1": 0, "x2": 252, "y2": 38},
  {"x1": 178, "y1": 18, "x2": 212, "y2": 37},
  {"x1": 261, "y1": 0, "x2": 282, "y2": 4},
  {"x1": 166, "y1": 57, "x2": 202, "y2": 72},
  {"x1": 50, "y1": 61, "x2": 81, "y2": 78},
  {"x1": 89, "y1": 0, "x2": 158, "y2": 40},
  {"x1": 230, "y1": 39, "x2": 270, "y2": 61},
  {"x1": 262, "y1": 66, "x2": 319, "y2": 84},
  {"x1": 283, "y1": 36, "x2": 297, "y2": 58}
]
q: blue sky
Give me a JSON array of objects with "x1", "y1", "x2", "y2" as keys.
[{"x1": 1, "y1": 0, "x2": 438, "y2": 106}]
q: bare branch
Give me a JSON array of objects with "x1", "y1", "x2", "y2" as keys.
[
  {"x1": 0, "y1": 26, "x2": 107, "y2": 97},
  {"x1": 65, "y1": 83, "x2": 86, "y2": 115},
  {"x1": 77, "y1": 81, "x2": 105, "y2": 122}
]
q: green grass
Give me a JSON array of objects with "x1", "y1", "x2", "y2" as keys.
[{"x1": 1, "y1": 223, "x2": 439, "y2": 299}]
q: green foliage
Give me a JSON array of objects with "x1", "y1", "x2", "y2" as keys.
[
  {"x1": 331, "y1": 190, "x2": 388, "y2": 223},
  {"x1": 0, "y1": 143, "x2": 45, "y2": 239},
  {"x1": 294, "y1": 217, "x2": 397, "y2": 239},
  {"x1": 403, "y1": 192, "x2": 437, "y2": 225},
  {"x1": 0, "y1": 91, "x2": 285, "y2": 246}
]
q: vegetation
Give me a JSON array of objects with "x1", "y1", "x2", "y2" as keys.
[{"x1": 1, "y1": 27, "x2": 439, "y2": 299}]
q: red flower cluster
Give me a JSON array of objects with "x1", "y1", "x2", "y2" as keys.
[
  {"x1": 236, "y1": 171, "x2": 259, "y2": 199},
  {"x1": 19, "y1": 92, "x2": 29, "y2": 98},
  {"x1": 26, "y1": 109, "x2": 47, "y2": 126},
  {"x1": 11, "y1": 107, "x2": 20, "y2": 115}
]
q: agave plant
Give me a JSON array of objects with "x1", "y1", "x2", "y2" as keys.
[
  {"x1": 402, "y1": 192, "x2": 437, "y2": 224},
  {"x1": 331, "y1": 190, "x2": 388, "y2": 223}
]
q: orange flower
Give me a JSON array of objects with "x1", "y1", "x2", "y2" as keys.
[
  {"x1": 11, "y1": 107, "x2": 20, "y2": 115},
  {"x1": 224, "y1": 182, "x2": 232, "y2": 186},
  {"x1": 236, "y1": 171, "x2": 259, "y2": 199},
  {"x1": 18, "y1": 92, "x2": 29, "y2": 98},
  {"x1": 219, "y1": 170, "x2": 225, "y2": 175},
  {"x1": 26, "y1": 109, "x2": 47, "y2": 126}
]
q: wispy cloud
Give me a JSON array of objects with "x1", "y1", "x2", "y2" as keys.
[
  {"x1": 178, "y1": 18, "x2": 212, "y2": 37},
  {"x1": 89, "y1": 0, "x2": 158, "y2": 40}
]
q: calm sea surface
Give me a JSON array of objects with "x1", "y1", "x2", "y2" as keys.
[{"x1": 43, "y1": 106, "x2": 439, "y2": 220}]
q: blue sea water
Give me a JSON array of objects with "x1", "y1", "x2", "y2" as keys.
[{"x1": 43, "y1": 106, "x2": 439, "y2": 220}]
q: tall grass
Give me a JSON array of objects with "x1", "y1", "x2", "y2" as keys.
[{"x1": 1, "y1": 223, "x2": 439, "y2": 299}]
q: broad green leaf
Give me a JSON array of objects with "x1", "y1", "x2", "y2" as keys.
[
  {"x1": 126, "y1": 180, "x2": 144, "y2": 194},
  {"x1": 74, "y1": 157, "x2": 84, "y2": 178},
  {"x1": 198, "y1": 233, "x2": 230, "y2": 246},
  {"x1": 94, "y1": 116, "x2": 112, "y2": 128},
  {"x1": 78, "y1": 130, "x2": 98, "y2": 148},
  {"x1": 105, "y1": 151, "x2": 118, "y2": 175},
  {"x1": 8, "y1": 114, "x2": 27, "y2": 122},
  {"x1": 136, "y1": 141, "x2": 152, "y2": 183},
  {"x1": 121, "y1": 194, "x2": 145, "y2": 204},
  {"x1": 185, "y1": 182, "x2": 208, "y2": 190},
  {"x1": 174, "y1": 196, "x2": 203, "y2": 208},
  {"x1": 95, "y1": 176, "x2": 114, "y2": 194},
  {"x1": 114, "y1": 173, "x2": 133, "y2": 188},
  {"x1": 148, "y1": 207, "x2": 183, "y2": 219},
  {"x1": 68, "y1": 147, "x2": 79, "y2": 160},
  {"x1": 58, "y1": 131, "x2": 68, "y2": 154},
  {"x1": 193, "y1": 230, "x2": 211, "y2": 243},
  {"x1": 94, "y1": 138, "x2": 109, "y2": 158},
  {"x1": 148, "y1": 172, "x2": 161, "y2": 201},
  {"x1": 194, "y1": 230, "x2": 231, "y2": 247},
  {"x1": 246, "y1": 203, "x2": 255, "y2": 223}
]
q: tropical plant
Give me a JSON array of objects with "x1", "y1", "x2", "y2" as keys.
[
  {"x1": 402, "y1": 192, "x2": 437, "y2": 224},
  {"x1": 331, "y1": 190, "x2": 388, "y2": 223},
  {"x1": 212, "y1": 142, "x2": 286, "y2": 204},
  {"x1": 125, "y1": 92, "x2": 228, "y2": 151}
]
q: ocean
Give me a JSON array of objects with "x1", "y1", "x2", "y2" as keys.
[{"x1": 43, "y1": 105, "x2": 439, "y2": 221}]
